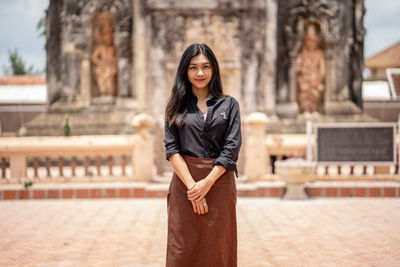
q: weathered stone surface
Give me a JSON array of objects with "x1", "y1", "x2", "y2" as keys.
[
  {"x1": 148, "y1": 4, "x2": 275, "y2": 114},
  {"x1": 90, "y1": 11, "x2": 118, "y2": 97},
  {"x1": 46, "y1": 0, "x2": 132, "y2": 102},
  {"x1": 46, "y1": 0, "x2": 64, "y2": 104},
  {"x1": 40, "y1": 0, "x2": 368, "y2": 137},
  {"x1": 295, "y1": 23, "x2": 326, "y2": 113},
  {"x1": 277, "y1": 0, "x2": 365, "y2": 113},
  {"x1": 22, "y1": 103, "x2": 138, "y2": 136}
]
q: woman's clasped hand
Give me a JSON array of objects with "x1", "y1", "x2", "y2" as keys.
[
  {"x1": 187, "y1": 178, "x2": 214, "y2": 215},
  {"x1": 190, "y1": 197, "x2": 208, "y2": 215}
]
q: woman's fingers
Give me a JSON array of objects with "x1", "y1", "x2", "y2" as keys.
[
  {"x1": 187, "y1": 180, "x2": 211, "y2": 200},
  {"x1": 187, "y1": 187, "x2": 199, "y2": 196},
  {"x1": 188, "y1": 193, "x2": 203, "y2": 202},
  {"x1": 203, "y1": 201, "x2": 208, "y2": 213},
  {"x1": 191, "y1": 199, "x2": 208, "y2": 215},
  {"x1": 188, "y1": 183, "x2": 196, "y2": 191},
  {"x1": 188, "y1": 191, "x2": 203, "y2": 201},
  {"x1": 191, "y1": 201, "x2": 197, "y2": 214},
  {"x1": 197, "y1": 202, "x2": 205, "y2": 214},
  {"x1": 194, "y1": 195, "x2": 204, "y2": 203}
]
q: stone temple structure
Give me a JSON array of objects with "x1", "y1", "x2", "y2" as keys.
[
  {"x1": 274, "y1": 0, "x2": 369, "y2": 130},
  {"x1": 18, "y1": 0, "x2": 374, "y2": 176},
  {"x1": 22, "y1": 0, "x2": 373, "y2": 137}
]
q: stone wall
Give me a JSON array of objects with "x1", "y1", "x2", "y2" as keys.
[
  {"x1": 45, "y1": 0, "x2": 277, "y2": 114},
  {"x1": 44, "y1": 0, "x2": 367, "y2": 127},
  {"x1": 46, "y1": 0, "x2": 365, "y2": 117},
  {"x1": 46, "y1": 0, "x2": 133, "y2": 103},
  {"x1": 41, "y1": 0, "x2": 368, "y2": 175},
  {"x1": 146, "y1": 0, "x2": 277, "y2": 114},
  {"x1": 46, "y1": 0, "x2": 64, "y2": 105}
]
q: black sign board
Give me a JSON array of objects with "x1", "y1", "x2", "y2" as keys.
[{"x1": 316, "y1": 123, "x2": 396, "y2": 163}]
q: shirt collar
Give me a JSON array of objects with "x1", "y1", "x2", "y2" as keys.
[{"x1": 188, "y1": 89, "x2": 220, "y2": 106}]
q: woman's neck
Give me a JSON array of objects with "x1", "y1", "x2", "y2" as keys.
[{"x1": 192, "y1": 87, "x2": 210, "y2": 101}]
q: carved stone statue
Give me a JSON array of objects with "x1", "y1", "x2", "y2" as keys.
[
  {"x1": 295, "y1": 23, "x2": 326, "y2": 113},
  {"x1": 91, "y1": 11, "x2": 118, "y2": 97}
]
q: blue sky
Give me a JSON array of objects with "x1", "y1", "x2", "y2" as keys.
[
  {"x1": 0, "y1": 0, "x2": 399, "y2": 76},
  {"x1": 0, "y1": 0, "x2": 48, "y2": 75}
]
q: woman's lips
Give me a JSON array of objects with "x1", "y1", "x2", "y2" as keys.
[{"x1": 195, "y1": 78, "x2": 206, "y2": 82}]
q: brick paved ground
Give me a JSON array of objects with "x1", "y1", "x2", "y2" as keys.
[{"x1": 0, "y1": 198, "x2": 399, "y2": 267}]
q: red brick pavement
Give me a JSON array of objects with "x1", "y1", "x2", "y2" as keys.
[
  {"x1": 0, "y1": 198, "x2": 399, "y2": 266},
  {"x1": 1, "y1": 181, "x2": 399, "y2": 200}
]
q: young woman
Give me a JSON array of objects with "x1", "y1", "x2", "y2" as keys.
[{"x1": 164, "y1": 43, "x2": 242, "y2": 267}]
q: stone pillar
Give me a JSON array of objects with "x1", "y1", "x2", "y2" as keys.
[
  {"x1": 131, "y1": 113, "x2": 154, "y2": 181},
  {"x1": 244, "y1": 112, "x2": 269, "y2": 181},
  {"x1": 132, "y1": 0, "x2": 148, "y2": 110},
  {"x1": 264, "y1": 0, "x2": 277, "y2": 115},
  {"x1": 80, "y1": 58, "x2": 91, "y2": 101},
  {"x1": 10, "y1": 155, "x2": 26, "y2": 180}
]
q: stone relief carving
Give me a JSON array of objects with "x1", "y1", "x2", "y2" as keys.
[
  {"x1": 295, "y1": 23, "x2": 325, "y2": 113},
  {"x1": 280, "y1": 0, "x2": 343, "y2": 114},
  {"x1": 54, "y1": 0, "x2": 132, "y2": 100},
  {"x1": 284, "y1": 0, "x2": 340, "y2": 50},
  {"x1": 90, "y1": 11, "x2": 118, "y2": 96},
  {"x1": 174, "y1": 16, "x2": 239, "y2": 63}
]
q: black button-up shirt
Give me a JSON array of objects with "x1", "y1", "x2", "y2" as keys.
[{"x1": 164, "y1": 92, "x2": 242, "y2": 176}]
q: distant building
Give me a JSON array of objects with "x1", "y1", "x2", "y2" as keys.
[
  {"x1": 363, "y1": 41, "x2": 400, "y2": 122},
  {"x1": 365, "y1": 41, "x2": 400, "y2": 81},
  {"x1": 0, "y1": 76, "x2": 46, "y2": 136}
]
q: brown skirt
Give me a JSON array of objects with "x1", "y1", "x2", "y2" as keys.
[{"x1": 166, "y1": 155, "x2": 237, "y2": 267}]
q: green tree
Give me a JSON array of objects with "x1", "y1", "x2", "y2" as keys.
[
  {"x1": 2, "y1": 49, "x2": 35, "y2": 75},
  {"x1": 37, "y1": 15, "x2": 46, "y2": 38}
]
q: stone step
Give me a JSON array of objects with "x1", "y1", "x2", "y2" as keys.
[{"x1": 0, "y1": 181, "x2": 399, "y2": 200}]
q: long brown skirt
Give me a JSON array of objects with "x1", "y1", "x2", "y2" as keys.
[{"x1": 166, "y1": 155, "x2": 237, "y2": 267}]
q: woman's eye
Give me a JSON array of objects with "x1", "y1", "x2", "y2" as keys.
[
  {"x1": 190, "y1": 66, "x2": 196, "y2": 70},
  {"x1": 203, "y1": 65, "x2": 210, "y2": 69}
]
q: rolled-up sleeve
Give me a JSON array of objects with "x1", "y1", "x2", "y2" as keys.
[
  {"x1": 164, "y1": 119, "x2": 181, "y2": 160},
  {"x1": 214, "y1": 98, "x2": 242, "y2": 173}
]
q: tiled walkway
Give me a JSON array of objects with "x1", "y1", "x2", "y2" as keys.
[{"x1": 0, "y1": 198, "x2": 399, "y2": 266}]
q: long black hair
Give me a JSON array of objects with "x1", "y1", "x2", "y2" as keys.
[{"x1": 165, "y1": 43, "x2": 223, "y2": 127}]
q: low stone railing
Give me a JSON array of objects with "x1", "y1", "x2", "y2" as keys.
[
  {"x1": 0, "y1": 113, "x2": 154, "y2": 183},
  {"x1": 244, "y1": 112, "x2": 399, "y2": 181}
]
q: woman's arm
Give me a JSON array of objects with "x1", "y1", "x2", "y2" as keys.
[
  {"x1": 169, "y1": 153, "x2": 209, "y2": 214},
  {"x1": 164, "y1": 119, "x2": 208, "y2": 214},
  {"x1": 187, "y1": 165, "x2": 226, "y2": 203},
  {"x1": 169, "y1": 153, "x2": 196, "y2": 190}
]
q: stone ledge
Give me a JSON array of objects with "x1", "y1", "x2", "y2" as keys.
[{"x1": 0, "y1": 181, "x2": 399, "y2": 200}]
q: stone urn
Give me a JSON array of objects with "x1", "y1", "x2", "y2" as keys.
[{"x1": 275, "y1": 158, "x2": 316, "y2": 199}]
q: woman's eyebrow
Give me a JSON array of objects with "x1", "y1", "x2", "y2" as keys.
[{"x1": 189, "y1": 62, "x2": 210, "y2": 65}]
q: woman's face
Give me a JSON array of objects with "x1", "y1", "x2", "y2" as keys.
[{"x1": 187, "y1": 53, "x2": 212, "y2": 90}]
